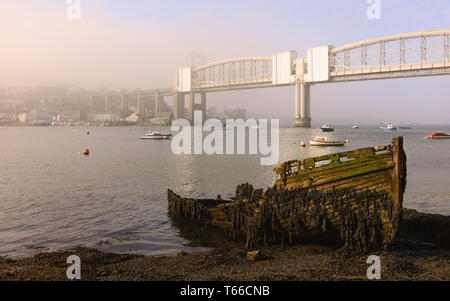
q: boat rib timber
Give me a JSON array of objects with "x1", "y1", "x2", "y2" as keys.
[{"x1": 168, "y1": 137, "x2": 407, "y2": 251}]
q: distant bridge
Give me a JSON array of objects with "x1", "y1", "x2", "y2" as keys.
[
  {"x1": 40, "y1": 88, "x2": 174, "y2": 119},
  {"x1": 47, "y1": 29, "x2": 450, "y2": 126},
  {"x1": 173, "y1": 29, "x2": 450, "y2": 126}
]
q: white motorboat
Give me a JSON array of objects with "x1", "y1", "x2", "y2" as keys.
[
  {"x1": 380, "y1": 124, "x2": 398, "y2": 131},
  {"x1": 309, "y1": 137, "x2": 348, "y2": 146},
  {"x1": 140, "y1": 131, "x2": 172, "y2": 140},
  {"x1": 320, "y1": 124, "x2": 335, "y2": 132}
]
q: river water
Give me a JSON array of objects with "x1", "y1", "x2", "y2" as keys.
[{"x1": 0, "y1": 125, "x2": 449, "y2": 257}]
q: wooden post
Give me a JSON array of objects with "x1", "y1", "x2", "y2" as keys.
[{"x1": 391, "y1": 136, "x2": 406, "y2": 241}]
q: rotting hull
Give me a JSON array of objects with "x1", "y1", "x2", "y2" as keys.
[{"x1": 168, "y1": 137, "x2": 407, "y2": 251}]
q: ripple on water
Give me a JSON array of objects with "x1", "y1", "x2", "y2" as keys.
[{"x1": 0, "y1": 126, "x2": 449, "y2": 257}]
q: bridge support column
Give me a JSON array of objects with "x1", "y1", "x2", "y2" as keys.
[
  {"x1": 294, "y1": 82, "x2": 311, "y2": 127},
  {"x1": 137, "y1": 91, "x2": 144, "y2": 121},
  {"x1": 155, "y1": 91, "x2": 163, "y2": 114},
  {"x1": 120, "y1": 90, "x2": 128, "y2": 117},
  {"x1": 200, "y1": 92, "x2": 206, "y2": 120},
  {"x1": 173, "y1": 92, "x2": 185, "y2": 120},
  {"x1": 89, "y1": 95, "x2": 95, "y2": 112},
  {"x1": 104, "y1": 95, "x2": 110, "y2": 111},
  {"x1": 189, "y1": 92, "x2": 195, "y2": 122},
  {"x1": 187, "y1": 92, "x2": 206, "y2": 123},
  {"x1": 158, "y1": 96, "x2": 164, "y2": 112}
]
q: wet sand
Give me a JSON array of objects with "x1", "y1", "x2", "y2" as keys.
[{"x1": 1, "y1": 208, "x2": 449, "y2": 281}]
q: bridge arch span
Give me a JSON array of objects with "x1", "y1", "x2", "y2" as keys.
[
  {"x1": 173, "y1": 29, "x2": 450, "y2": 127},
  {"x1": 191, "y1": 56, "x2": 273, "y2": 91},
  {"x1": 329, "y1": 29, "x2": 450, "y2": 81}
]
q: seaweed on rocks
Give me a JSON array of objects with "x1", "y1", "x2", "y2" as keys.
[{"x1": 168, "y1": 185, "x2": 399, "y2": 252}]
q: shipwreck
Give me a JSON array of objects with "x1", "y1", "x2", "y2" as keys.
[{"x1": 168, "y1": 136, "x2": 407, "y2": 251}]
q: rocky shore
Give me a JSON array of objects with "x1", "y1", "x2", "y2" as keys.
[{"x1": 1, "y1": 208, "x2": 449, "y2": 281}]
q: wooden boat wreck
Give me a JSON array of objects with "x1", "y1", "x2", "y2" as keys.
[{"x1": 168, "y1": 137, "x2": 407, "y2": 251}]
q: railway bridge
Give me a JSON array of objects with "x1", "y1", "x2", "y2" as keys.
[{"x1": 173, "y1": 29, "x2": 450, "y2": 127}]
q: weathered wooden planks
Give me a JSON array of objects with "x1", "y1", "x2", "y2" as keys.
[{"x1": 167, "y1": 137, "x2": 406, "y2": 252}]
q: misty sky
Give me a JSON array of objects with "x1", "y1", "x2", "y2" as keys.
[{"x1": 1, "y1": 0, "x2": 449, "y2": 124}]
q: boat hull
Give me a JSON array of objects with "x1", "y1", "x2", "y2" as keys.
[
  {"x1": 380, "y1": 127, "x2": 397, "y2": 131},
  {"x1": 140, "y1": 136, "x2": 169, "y2": 140},
  {"x1": 140, "y1": 133, "x2": 172, "y2": 140},
  {"x1": 309, "y1": 140, "x2": 346, "y2": 146},
  {"x1": 425, "y1": 133, "x2": 450, "y2": 139},
  {"x1": 168, "y1": 137, "x2": 406, "y2": 251}
]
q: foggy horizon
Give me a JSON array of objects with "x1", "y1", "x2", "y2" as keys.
[
  {"x1": 1, "y1": 1, "x2": 450, "y2": 284},
  {"x1": 1, "y1": 0, "x2": 449, "y2": 124}
]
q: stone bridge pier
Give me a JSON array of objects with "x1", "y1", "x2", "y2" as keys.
[
  {"x1": 294, "y1": 82, "x2": 311, "y2": 127},
  {"x1": 173, "y1": 91, "x2": 206, "y2": 123}
]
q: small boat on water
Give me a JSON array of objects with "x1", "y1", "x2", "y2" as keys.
[
  {"x1": 352, "y1": 125, "x2": 359, "y2": 129},
  {"x1": 424, "y1": 132, "x2": 450, "y2": 139},
  {"x1": 320, "y1": 124, "x2": 335, "y2": 132},
  {"x1": 309, "y1": 137, "x2": 348, "y2": 146},
  {"x1": 380, "y1": 124, "x2": 398, "y2": 131},
  {"x1": 168, "y1": 137, "x2": 407, "y2": 251},
  {"x1": 140, "y1": 131, "x2": 172, "y2": 140}
]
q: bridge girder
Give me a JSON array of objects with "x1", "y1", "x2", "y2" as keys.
[
  {"x1": 191, "y1": 56, "x2": 273, "y2": 91},
  {"x1": 329, "y1": 29, "x2": 450, "y2": 82}
]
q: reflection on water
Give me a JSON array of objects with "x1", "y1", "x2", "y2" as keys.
[
  {"x1": 0, "y1": 126, "x2": 449, "y2": 257},
  {"x1": 168, "y1": 215, "x2": 244, "y2": 250}
]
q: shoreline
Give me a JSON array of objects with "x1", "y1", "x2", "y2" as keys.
[
  {"x1": 1, "y1": 208, "x2": 449, "y2": 281},
  {"x1": 1, "y1": 244, "x2": 448, "y2": 281}
]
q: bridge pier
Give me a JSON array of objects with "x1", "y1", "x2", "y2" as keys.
[
  {"x1": 104, "y1": 95, "x2": 110, "y2": 111},
  {"x1": 137, "y1": 91, "x2": 144, "y2": 120},
  {"x1": 189, "y1": 92, "x2": 195, "y2": 122},
  {"x1": 188, "y1": 92, "x2": 206, "y2": 123},
  {"x1": 120, "y1": 90, "x2": 128, "y2": 116},
  {"x1": 155, "y1": 90, "x2": 163, "y2": 114},
  {"x1": 200, "y1": 92, "x2": 206, "y2": 119},
  {"x1": 173, "y1": 92, "x2": 185, "y2": 119},
  {"x1": 89, "y1": 95, "x2": 95, "y2": 112},
  {"x1": 74, "y1": 95, "x2": 80, "y2": 107},
  {"x1": 294, "y1": 82, "x2": 311, "y2": 127}
]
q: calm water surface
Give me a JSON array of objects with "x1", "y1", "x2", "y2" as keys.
[{"x1": 0, "y1": 126, "x2": 449, "y2": 257}]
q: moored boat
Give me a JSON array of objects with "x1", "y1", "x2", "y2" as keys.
[
  {"x1": 168, "y1": 137, "x2": 407, "y2": 251},
  {"x1": 140, "y1": 131, "x2": 172, "y2": 140},
  {"x1": 309, "y1": 137, "x2": 348, "y2": 146},
  {"x1": 380, "y1": 124, "x2": 397, "y2": 131},
  {"x1": 424, "y1": 132, "x2": 450, "y2": 139},
  {"x1": 320, "y1": 124, "x2": 335, "y2": 132}
]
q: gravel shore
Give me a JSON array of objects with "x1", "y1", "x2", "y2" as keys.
[{"x1": 1, "y1": 208, "x2": 449, "y2": 281}]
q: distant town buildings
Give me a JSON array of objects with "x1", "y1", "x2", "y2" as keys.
[
  {"x1": 0, "y1": 85, "x2": 173, "y2": 125},
  {"x1": 57, "y1": 111, "x2": 81, "y2": 123},
  {"x1": 87, "y1": 112, "x2": 120, "y2": 123},
  {"x1": 0, "y1": 85, "x2": 249, "y2": 126}
]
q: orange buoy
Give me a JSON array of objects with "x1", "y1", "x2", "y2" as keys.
[
  {"x1": 82, "y1": 149, "x2": 90, "y2": 155},
  {"x1": 163, "y1": 136, "x2": 169, "y2": 140},
  {"x1": 300, "y1": 141, "x2": 306, "y2": 147}
]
